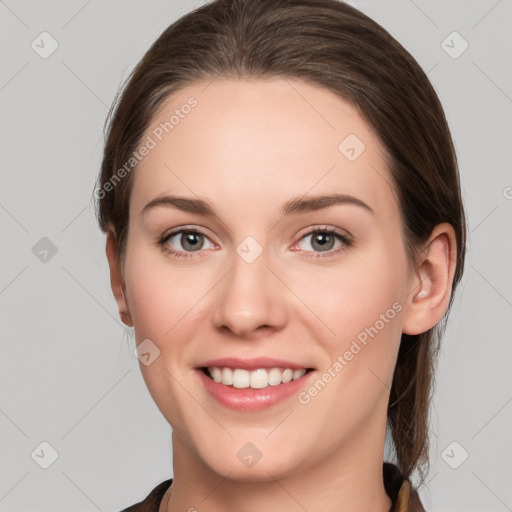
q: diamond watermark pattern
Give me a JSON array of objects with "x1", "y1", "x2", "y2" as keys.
[
  {"x1": 133, "y1": 338, "x2": 161, "y2": 366},
  {"x1": 236, "y1": 236, "x2": 263, "y2": 264},
  {"x1": 31, "y1": 441, "x2": 59, "y2": 469},
  {"x1": 441, "y1": 441, "x2": 469, "y2": 469},
  {"x1": 441, "y1": 31, "x2": 469, "y2": 59},
  {"x1": 32, "y1": 237, "x2": 58, "y2": 263},
  {"x1": 31, "y1": 32, "x2": 59, "y2": 59},
  {"x1": 237, "y1": 442, "x2": 263, "y2": 468},
  {"x1": 338, "y1": 133, "x2": 366, "y2": 161}
]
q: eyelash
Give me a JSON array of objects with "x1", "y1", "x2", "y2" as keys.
[{"x1": 158, "y1": 225, "x2": 353, "y2": 260}]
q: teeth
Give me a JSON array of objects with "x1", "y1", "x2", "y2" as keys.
[
  {"x1": 268, "y1": 368, "x2": 282, "y2": 386},
  {"x1": 207, "y1": 367, "x2": 307, "y2": 388},
  {"x1": 292, "y1": 369, "x2": 306, "y2": 380},
  {"x1": 249, "y1": 369, "x2": 268, "y2": 389},
  {"x1": 282, "y1": 368, "x2": 293, "y2": 383},
  {"x1": 221, "y1": 367, "x2": 233, "y2": 386},
  {"x1": 233, "y1": 368, "x2": 250, "y2": 388},
  {"x1": 211, "y1": 367, "x2": 222, "y2": 383}
]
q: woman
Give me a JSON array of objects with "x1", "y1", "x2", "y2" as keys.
[{"x1": 94, "y1": 0, "x2": 466, "y2": 510}]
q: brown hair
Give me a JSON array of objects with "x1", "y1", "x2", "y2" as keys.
[{"x1": 94, "y1": 0, "x2": 466, "y2": 483}]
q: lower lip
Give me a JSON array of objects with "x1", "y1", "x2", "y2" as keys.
[{"x1": 196, "y1": 369, "x2": 314, "y2": 411}]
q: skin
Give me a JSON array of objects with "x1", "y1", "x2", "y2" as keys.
[{"x1": 105, "y1": 78, "x2": 457, "y2": 512}]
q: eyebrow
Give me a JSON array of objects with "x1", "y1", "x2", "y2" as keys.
[{"x1": 140, "y1": 193, "x2": 375, "y2": 218}]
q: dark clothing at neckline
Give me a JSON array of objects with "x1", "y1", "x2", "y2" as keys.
[{"x1": 120, "y1": 462, "x2": 426, "y2": 512}]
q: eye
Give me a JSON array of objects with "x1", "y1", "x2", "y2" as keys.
[
  {"x1": 159, "y1": 227, "x2": 216, "y2": 259},
  {"x1": 294, "y1": 227, "x2": 352, "y2": 258},
  {"x1": 159, "y1": 225, "x2": 352, "y2": 260}
]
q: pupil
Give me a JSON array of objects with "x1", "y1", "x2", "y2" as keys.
[
  {"x1": 313, "y1": 232, "x2": 333, "y2": 251},
  {"x1": 183, "y1": 232, "x2": 201, "y2": 251}
]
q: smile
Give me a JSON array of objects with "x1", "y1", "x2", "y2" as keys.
[
  {"x1": 196, "y1": 357, "x2": 316, "y2": 411},
  {"x1": 203, "y1": 366, "x2": 311, "y2": 389}
]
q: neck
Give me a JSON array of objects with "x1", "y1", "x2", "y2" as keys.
[{"x1": 162, "y1": 418, "x2": 392, "y2": 512}]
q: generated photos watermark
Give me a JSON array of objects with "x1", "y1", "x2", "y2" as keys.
[
  {"x1": 94, "y1": 96, "x2": 198, "y2": 200},
  {"x1": 297, "y1": 301, "x2": 403, "y2": 405}
]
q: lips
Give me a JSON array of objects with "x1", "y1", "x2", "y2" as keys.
[
  {"x1": 196, "y1": 357, "x2": 315, "y2": 411},
  {"x1": 199, "y1": 357, "x2": 312, "y2": 371}
]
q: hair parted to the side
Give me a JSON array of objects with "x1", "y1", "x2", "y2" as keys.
[{"x1": 94, "y1": 0, "x2": 466, "y2": 483}]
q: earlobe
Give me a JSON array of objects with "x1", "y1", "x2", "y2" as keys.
[
  {"x1": 105, "y1": 226, "x2": 133, "y2": 327},
  {"x1": 402, "y1": 223, "x2": 457, "y2": 335}
]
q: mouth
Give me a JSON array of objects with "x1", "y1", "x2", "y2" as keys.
[
  {"x1": 200, "y1": 366, "x2": 314, "y2": 390},
  {"x1": 195, "y1": 357, "x2": 316, "y2": 410}
]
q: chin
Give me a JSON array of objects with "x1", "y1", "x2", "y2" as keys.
[{"x1": 197, "y1": 441, "x2": 303, "y2": 482}]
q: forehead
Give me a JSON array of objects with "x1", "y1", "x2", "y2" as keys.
[{"x1": 131, "y1": 78, "x2": 398, "y2": 223}]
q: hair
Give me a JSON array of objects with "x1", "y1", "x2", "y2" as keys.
[{"x1": 94, "y1": 0, "x2": 466, "y2": 484}]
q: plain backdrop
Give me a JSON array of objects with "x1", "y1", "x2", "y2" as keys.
[{"x1": 1, "y1": 1, "x2": 511, "y2": 511}]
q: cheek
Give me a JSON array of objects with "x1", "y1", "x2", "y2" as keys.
[
  {"x1": 122, "y1": 246, "x2": 198, "y2": 421},
  {"x1": 300, "y1": 241, "x2": 407, "y2": 339},
  {"x1": 295, "y1": 260, "x2": 406, "y2": 436},
  {"x1": 298, "y1": 237, "x2": 408, "y2": 401},
  {"x1": 124, "y1": 243, "x2": 204, "y2": 339}
]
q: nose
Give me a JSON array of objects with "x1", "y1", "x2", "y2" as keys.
[{"x1": 212, "y1": 244, "x2": 287, "y2": 338}]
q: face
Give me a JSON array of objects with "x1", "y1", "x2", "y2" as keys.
[{"x1": 117, "y1": 78, "x2": 416, "y2": 481}]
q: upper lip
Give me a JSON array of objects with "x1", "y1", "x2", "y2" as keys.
[{"x1": 198, "y1": 357, "x2": 313, "y2": 370}]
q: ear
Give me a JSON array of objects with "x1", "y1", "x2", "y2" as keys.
[
  {"x1": 105, "y1": 225, "x2": 133, "y2": 327},
  {"x1": 402, "y1": 223, "x2": 457, "y2": 335}
]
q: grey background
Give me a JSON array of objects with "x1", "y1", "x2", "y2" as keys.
[{"x1": 1, "y1": 0, "x2": 511, "y2": 510}]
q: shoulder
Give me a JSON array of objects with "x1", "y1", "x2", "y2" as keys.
[
  {"x1": 384, "y1": 463, "x2": 426, "y2": 512},
  {"x1": 119, "y1": 479, "x2": 173, "y2": 512}
]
